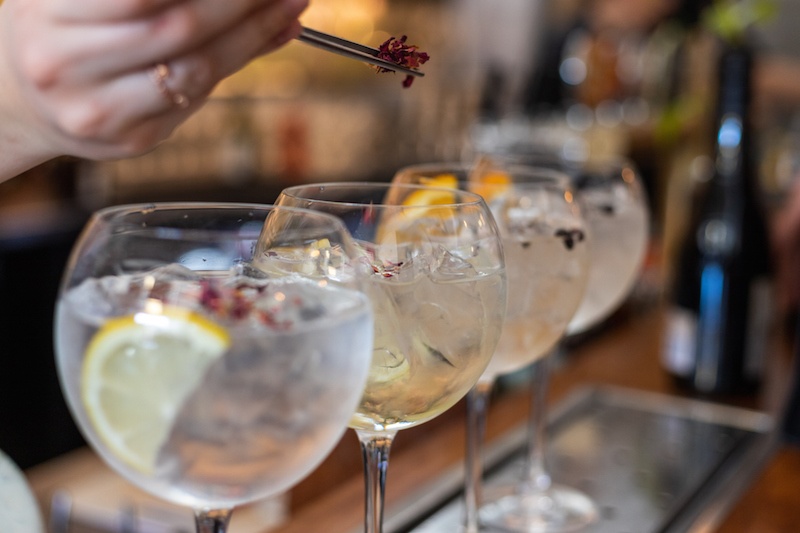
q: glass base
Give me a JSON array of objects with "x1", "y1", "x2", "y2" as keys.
[{"x1": 479, "y1": 483, "x2": 598, "y2": 532}]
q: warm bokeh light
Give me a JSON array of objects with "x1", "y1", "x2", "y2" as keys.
[{"x1": 215, "y1": 0, "x2": 390, "y2": 97}]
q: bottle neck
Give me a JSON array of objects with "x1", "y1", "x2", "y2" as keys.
[
  {"x1": 693, "y1": 43, "x2": 758, "y2": 259},
  {"x1": 715, "y1": 46, "x2": 752, "y2": 175},
  {"x1": 717, "y1": 44, "x2": 752, "y2": 119},
  {"x1": 714, "y1": 112, "x2": 747, "y2": 185},
  {"x1": 712, "y1": 43, "x2": 753, "y2": 188}
]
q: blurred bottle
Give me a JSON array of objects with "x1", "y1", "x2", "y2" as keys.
[
  {"x1": 661, "y1": 38, "x2": 773, "y2": 396},
  {"x1": 782, "y1": 318, "x2": 800, "y2": 443}
]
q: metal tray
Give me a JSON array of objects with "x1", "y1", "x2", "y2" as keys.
[{"x1": 380, "y1": 386, "x2": 776, "y2": 533}]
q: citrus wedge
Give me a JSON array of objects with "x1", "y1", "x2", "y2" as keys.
[
  {"x1": 81, "y1": 306, "x2": 229, "y2": 474},
  {"x1": 377, "y1": 177, "x2": 460, "y2": 244},
  {"x1": 416, "y1": 173, "x2": 459, "y2": 190},
  {"x1": 400, "y1": 173, "x2": 459, "y2": 212},
  {"x1": 469, "y1": 170, "x2": 511, "y2": 201}
]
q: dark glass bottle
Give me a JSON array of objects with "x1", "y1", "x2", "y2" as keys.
[
  {"x1": 661, "y1": 41, "x2": 773, "y2": 396},
  {"x1": 782, "y1": 316, "x2": 800, "y2": 444}
]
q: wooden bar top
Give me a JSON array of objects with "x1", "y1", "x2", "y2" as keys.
[
  {"x1": 26, "y1": 300, "x2": 800, "y2": 532},
  {"x1": 268, "y1": 298, "x2": 800, "y2": 533}
]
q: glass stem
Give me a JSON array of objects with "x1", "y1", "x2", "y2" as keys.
[
  {"x1": 357, "y1": 430, "x2": 397, "y2": 533},
  {"x1": 464, "y1": 381, "x2": 494, "y2": 533},
  {"x1": 194, "y1": 509, "x2": 233, "y2": 533},
  {"x1": 525, "y1": 353, "x2": 553, "y2": 493}
]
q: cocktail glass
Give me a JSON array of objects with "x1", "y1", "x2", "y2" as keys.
[
  {"x1": 471, "y1": 153, "x2": 649, "y2": 531},
  {"x1": 393, "y1": 163, "x2": 590, "y2": 532},
  {"x1": 477, "y1": 153, "x2": 650, "y2": 335},
  {"x1": 276, "y1": 182, "x2": 507, "y2": 533},
  {"x1": 54, "y1": 203, "x2": 374, "y2": 533},
  {"x1": 565, "y1": 157, "x2": 649, "y2": 334},
  {"x1": 0, "y1": 449, "x2": 45, "y2": 532}
]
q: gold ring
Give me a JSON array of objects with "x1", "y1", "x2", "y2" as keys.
[{"x1": 150, "y1": 63, "x2": 189, "y2": 109}]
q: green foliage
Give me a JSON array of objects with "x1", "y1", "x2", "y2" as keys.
[{"x1": 702, "y1": 0, "x2": 778, "y2": 43}]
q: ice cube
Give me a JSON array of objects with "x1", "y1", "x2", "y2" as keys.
[
  {"x1": 410, "y1": 274, "x2": 492, "y2": 367},
  {"x1": 430, "y1": 246, "x2": 478, "y2": 282},
  {"x1": 368, "y1": 279, "x2": 414, "y2": 355},
  {"x1": 253, "y1": 240, "x2": 354, "y2": 283},
  {"x1": 155, "y1": 292, "x2": 372, "y2": 496}
]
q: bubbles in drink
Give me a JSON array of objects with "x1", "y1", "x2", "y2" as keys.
[
  {"x1": 568, "y1": 180, "x2": 648, "y2": 334},
  {"x1": 56, "y1": 266, "x2": 373, "y2": 509},
  {"x1": 350, "y1": 238, "x2": 506, "y2": 432},
  {"x1": 481, "y1": 205, "x2": 589, "y2": 381},
  {"x1": 157, "y1": 292, "x2": 370, "y2": 504}
]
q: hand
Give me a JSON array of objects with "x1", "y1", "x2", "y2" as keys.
[{"x1": 0, "y1": 0, "x2": 308, "y2": 180}]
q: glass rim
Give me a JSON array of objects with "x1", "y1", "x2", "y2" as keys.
[
  {"x1": 396, "y1": 162, "x2": 574, "y2": 190},
  {"x1": 63, "y1": 201, "x2": 368, "y2": 293},
  {"x1": 481, "y1": 150, "x2": 639, "y2": 174},
  {"x1": 279, "y1": 181, "x2": 489, "y2": 209},
  {"x1": 89, "y1": 201, "x2": 352, "y2": 231}
]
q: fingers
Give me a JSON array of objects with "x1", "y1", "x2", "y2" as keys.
[
  {"x1": 49, "y1": 0, "x2": 241, "y2": 23},
  {"x1": 128, "y1": 0, "x2": 302, "y2": 61},
  {"x1": 56, "y1": 102, "x2": 192, "y2": 161},
  {"x1": 24, "y1": 0, "x2": 308, "y2": 87},
  {"x1": 123, "y1": 0, "x2": 307, "y2": 115},
  {"x1": 184, "y1": 0, "x2": 307, "y2": 81},
  {"x1": 255, "y1": 5, "x2": 305, "y2": 53},
  {"x1": 38, "y1": 0, "x2": 306, "y2": 152},
  {"x1": 49, "y1": 0, "x2": 179, "y2": 21},
  {"x1": 3, "y1": 0, "x2": 309, "y2": 164},
  {"x1": 37, "y1": 68, "x2": 188, "y2": 147}
]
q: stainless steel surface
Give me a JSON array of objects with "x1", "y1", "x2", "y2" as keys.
[
  {"x1": 380, "y1": 386, "x2": 776, "y2": 533},
  {"x1": 296, "y1": 27, "x2": 425, "y2": 78}
]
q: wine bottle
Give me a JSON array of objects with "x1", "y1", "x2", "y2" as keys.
[
  {"x1": 661, "y1": 40, "x2": 773, "y2": 396},
  {"x1": 781, "y1": 316, "x2": 800, "y2": 444}
]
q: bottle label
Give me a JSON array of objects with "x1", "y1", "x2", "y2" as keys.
[
  {"x1": 744, "y1": 277, "x2": 772, "y2": 379},
  {"x1": 662, "y1": 307, "x2": 697, "y2": 377},
  {"x1": 664, "y1": 278, "x2": 772, "y2": 386}
]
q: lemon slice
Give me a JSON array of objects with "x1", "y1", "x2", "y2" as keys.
[
  {"x1": 469, "y1": 170, "x2": 511, "y2": 201},
  {"x1": 81, "y1": 306, "x2": 230, "y2": 474},
  {"x1": 406, "y1": 173, "x2": 460, "y2": 209},
  {"x1": 402, "y1": 188, "x2": 456, "y2": 209},
  {"x1": 417, "y1": 173, "x2": 459, "y2": 190},
  {"x1": 378, "y1": 176, "x2": 460, "y2": 244},
  {"x1": 401, "y1": 173, "x2": 458, "y2": 213}
]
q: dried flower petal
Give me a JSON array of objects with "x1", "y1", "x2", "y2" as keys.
[
  {"x1": 374, "y1": 35, "x2": 430, "y2": 88},
  {"x1": 195, "y1": 279, "x2": 306, "y2": 330}
]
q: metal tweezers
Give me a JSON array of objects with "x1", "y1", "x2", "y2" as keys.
[{"x1": 296, "y1": 27, "x2": 425, "y2": 78}]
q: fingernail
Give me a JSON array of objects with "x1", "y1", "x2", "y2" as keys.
[
  {"x1": 272, "y1": 20, "x2": 302, "y2": 47},
  {"x1": 282, "y1": 0, "x2": 309, "y2": 17}
]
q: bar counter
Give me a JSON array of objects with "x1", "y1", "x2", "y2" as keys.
[{"x1": 26, "y1": 299, "x2": 800, "y2": 532}]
